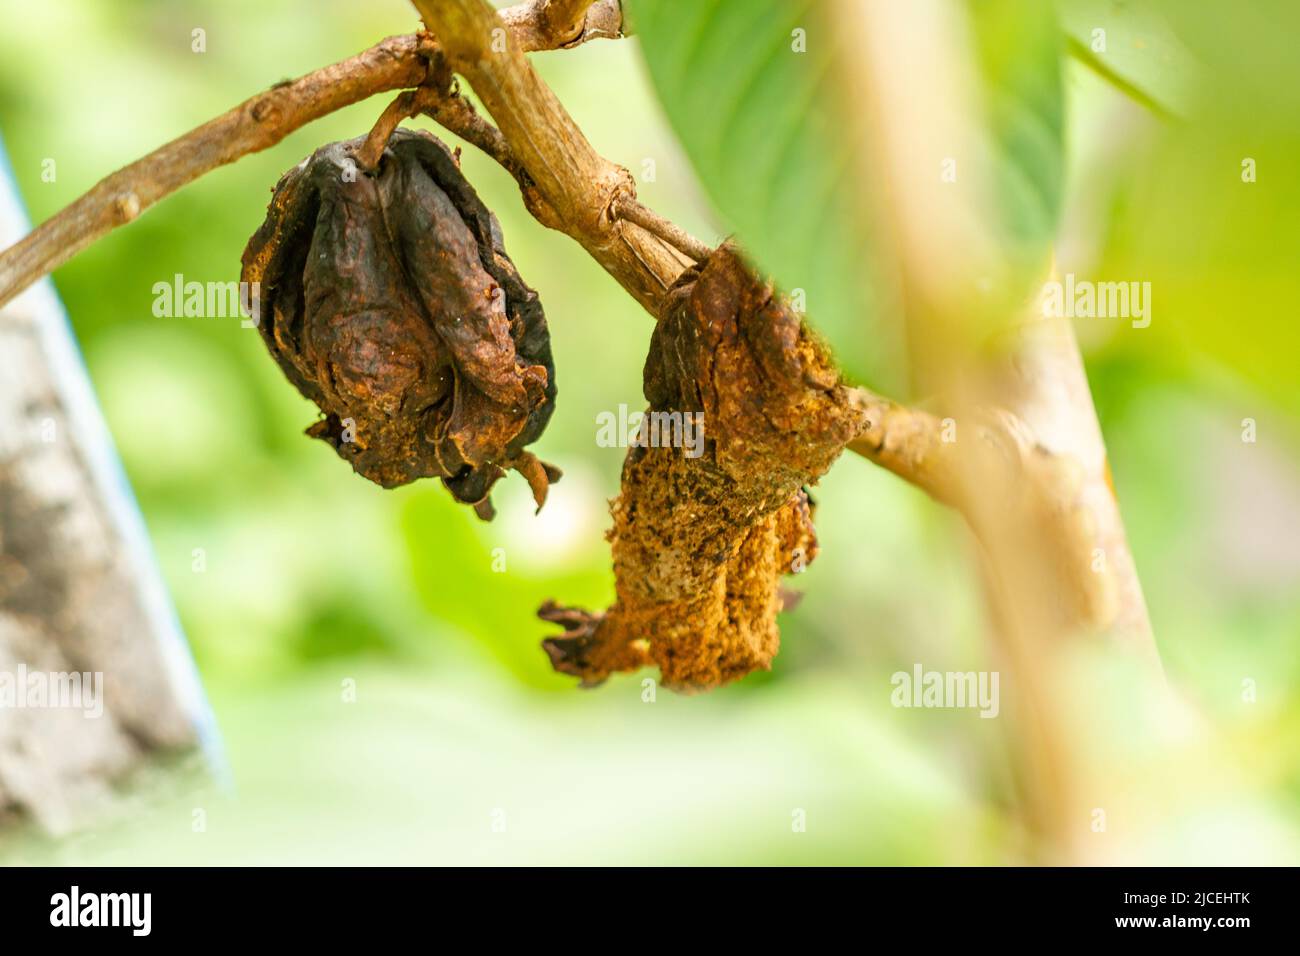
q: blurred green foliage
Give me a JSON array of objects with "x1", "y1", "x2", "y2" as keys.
[
  {"x1": 630, "y1": 0, "x2": 1064, "y2": 390},
  {"x1": 0, "y1": 0, "x2": 1297, "y2": 864},
  {"x1": 629, "y1": 0, "x2": 897, "y2": 389}
]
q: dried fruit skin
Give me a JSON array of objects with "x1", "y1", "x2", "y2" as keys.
[
  {"x1": 542, "y1": 245, "x2": 867, "y2": 691},
  {"x1": 241, "y1": 128, "x2": 557, "y2": 513}
]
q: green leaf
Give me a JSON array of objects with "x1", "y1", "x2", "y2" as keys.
[
  {"x1": 629, "y1": 0, "x2": 1064, "y2": 392},
  {"x1": 1076, "y1": 2, "x2": 1300, "y2": 416},
  {"x1": 629, "y1": 0, "x2": 880, "y2": 380},
  {"x1": 971, "y1": 0, "x2": 1067, "y2": 263},
  {"x1": 1056, "y1": 0, "x2": 1197, "y2": 116}
]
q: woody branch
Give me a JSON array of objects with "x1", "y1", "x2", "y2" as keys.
[{"x1": 0, "y1": 0, "x2": 951, "y2": 503}]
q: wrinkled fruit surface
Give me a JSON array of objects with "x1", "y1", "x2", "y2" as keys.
[
  {"x1": 540, "y1": 245, "x2": 868, "y2": 692},
  {"x1": 241, "y1": 128, "x2": 557, "y2": 516}
]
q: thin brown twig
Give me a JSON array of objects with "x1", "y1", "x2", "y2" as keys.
[
  {"x1": 413, "y1": 0, "x2": 687, "y2": 315},
  {"x1": 846, "y1": 392, "x2": 962, "y2": 504},
  {"x1": 0, "y1": 34, "x2": 439, "y2": 312},
  {"x1": 353, "y1": 48, "x2": 559, "y2": 228},
  {"x1": 419, "y1": 92, "x2": 515, "y2": 171},
  {"x1": 611, "y1": 197, "x2": 713, "y2": 263},
  {"x1": 415, "y1": 89, "x2": 561, "y2": 224},
  {"x1": 0, "y1": 5, "x2": 627, "y2": 313},
  {"x1": 353, "y1": 87, "x2": 439, "y2": 171}
]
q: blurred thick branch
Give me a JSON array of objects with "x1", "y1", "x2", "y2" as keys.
[{"x1": 836, "y1": 0, "x2": 1160, "y2": 862}]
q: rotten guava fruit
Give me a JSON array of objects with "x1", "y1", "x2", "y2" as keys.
[
  {"x1": 540, "y1": 245, "x2": 868, "y2": 692},
  {"x1": 241, "y1": 128, "x2": 558, "y2": 518}
]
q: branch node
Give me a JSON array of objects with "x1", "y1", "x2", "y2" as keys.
[
  {"x1": 354, "y1": 86, "x2": 443, "y2": 172},
  {"x1": 113, "y1": 193, "x2": 141, "y2": 224},
  {"x1": 611, "y1": 197, "x2": 714, "y2": 263}
]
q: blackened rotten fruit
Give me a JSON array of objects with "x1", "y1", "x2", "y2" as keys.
[{"x1": 241, "y1": 128, "x2": 558, "y2": 518}]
